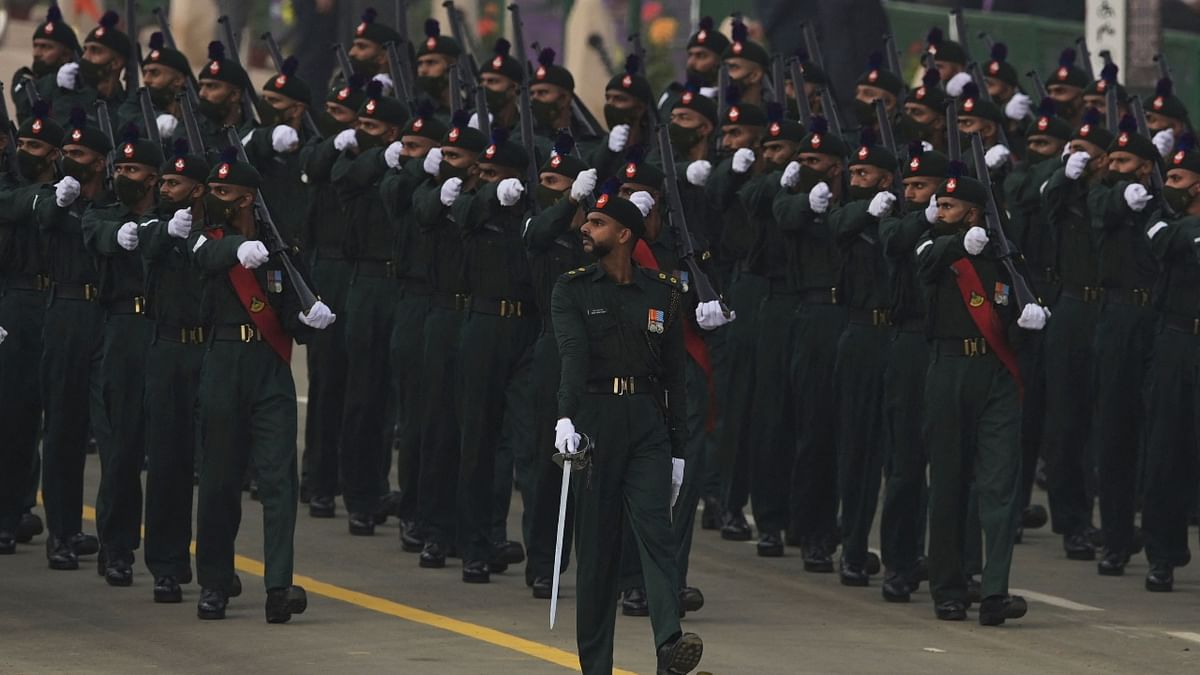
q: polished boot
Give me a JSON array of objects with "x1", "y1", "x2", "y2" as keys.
[
  {"x1": 399, "y1": 519, "x2": 424, "y2": 553},
  {"x1": 1021, "y1": 504, "x2": 1048, "y2": 529},
  {"x1": 104, "y1": 551, "x2": 134, "y2": 587},
  {"x1": 68, "y1": 532, "x2": 99, "y2": 556},
  {"x1": 699, "y1": 496, "x2": 721, "y2": 530},
  {"x1": 419, "y1": 541, "x2": 447, "y2": 569},
  {"x1": 154, "y1": 576, "x2": 182, "y2": 603},
  {"x1": 679, "y1": 586, "x2": 705, "y2": 613},
  {"x1": 46, "y1": 535, "x2": 79, "y2": 570},
  {"x1": 531, "y1": 576, "x2": 552, "y2": 599},
  {"x1": 934, "y1": 600, "x2": 967, "y2": 621},
  {"x1": 308, "y1": 495, "x2": 335, "y2": 519},
  {"x1": 720, "y1": 511, "x2": 753, "y2": 541},
  {"x1": 978, "y1": 594, "x2": 1028, "y2": 626},
  {"x1": 881, "y1": 571, "x2": 911, "y2": 602},
  {"x1": 197, "y1": 588, "x2": 228, "y2": 620},
  {"x1": 802, "y1": 543, "x2": 834, "y2": 573},
  {"x1": 656, "y1": 632, "x2": 703, "y2": 675},
  {"x1": 756, "y1": 531, "x2": 784, "y2": 557},
  {"x1": 621, "y1": 587, "x2": 649, "y2": 617},
  {"x1": 1064, "y1": 533, "x2": 1096, "y2": 561},
  {"x1": 462, "y1": 560, "x2": 490, "y2": 584},
  {"x1": 1145, "y1": 564, "x2": 1174, "y2": 592},
  {"x1": 15, "y1": 512, "x2": 43, "y2": 543},
  {"x1": 348, "y1": 512, "x2": 375, "y2": 536},
  {"x1": 265, "y1": 585, "x2": 308, "y2": 623},
  {"x1": 1097, "y1": 550, "x2": 1128, "y2": 576}
]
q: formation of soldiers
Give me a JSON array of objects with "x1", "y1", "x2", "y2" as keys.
[{"x1": 0, "y1": 5, "x2": 1198, "y2": 675}]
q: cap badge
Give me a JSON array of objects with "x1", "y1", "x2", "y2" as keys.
[
  {"x1": 218, "y1": 163, "x2": 230, "y2": 179},
  {"x1": 596, "y1": 193, "x2": 609, "y2": 208}
]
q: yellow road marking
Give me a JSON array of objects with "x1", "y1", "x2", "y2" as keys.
[{"x1": 76, "y1": 504, "x2": 634, "y2": 674}]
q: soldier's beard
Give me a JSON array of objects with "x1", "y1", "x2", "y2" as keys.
[{"x1": 582, "y1": 235, "x2": 611, "y2": 259}]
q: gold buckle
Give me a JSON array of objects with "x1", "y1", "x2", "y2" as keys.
[
  {"x1": 192, "y1": 327, "x2": 206, "y2": 343},
  {"x1": 611, "y1": 377, "x2": 635, "y2": 396},
  {"x1": 133, "y1": 296, "x2": 145, "y2": 314},
  {"x1": 456, "y1": 294, "x2": 467, "y2": 310},
  {"x1": 964, "y1": 338, "x2": 981, "y2": 356},
  {"x1": 84, "y1": 284, "x2": 96, "y2": 301},
  {"x1": 831, "y1": 287, "x2": 838, "y2": 305},
  {"x1": 37, "y1": 274, "x2": 50, "y2": 291},
  {"x1": 872, "y1": 309, "x2": 887, "y2": 326},
  {"x1": 1193, "y1": 319, "x2": 1200, "y2": 336},
  {"x1": 239, "y1": 324, "x2": 255, "y2": 342},
  {"x1": 499, "y1": 300, "x2": 523, "y2": 318}
]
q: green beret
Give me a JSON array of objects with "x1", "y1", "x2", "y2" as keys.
[
  {"x1": 1109, "y1": 115, "x2": 1159, "y2": 162},
  {"x1": 479, "y1": 129, "x2": 528, "y2": 171},
  {"x1": 672, "y1": 82, "x2": 717, "y2": 126},
  {"x1": 902, "y1": 143, "x2": 949, "y2": 180},
  {"x1": 541, "y1": 132, "x2": 589, "y2": 179},
  {"x1": 63, "y1": 107, "x2": 110, "y2": 155},
  {"x1": 357, "y1": 80, "x2": 409, "y2": 127},
  {"x1": 936, "y1": 168, "x2": 989, "y2": 206},
  {"x1": 848, "y1": 129, "x2": 896, "y2": 172},
  {"x1": 532, "y1": 48, "x2": 574, "y2": 92},
  {"x1": 352, "y1": 8, "x2": 401, "y2": 46},
  {"x1": 442, "y1": 111, "x2": 487, "y2": 153},
  {"x1": 198, "y1": 41, "x2": 249, "y2": 91},
  {"x1": 18, "y1": 101, "x2": 64, "y2": 146},
  {"x1": 262, "y1": 56, "x2": 312, "y2": 105}
]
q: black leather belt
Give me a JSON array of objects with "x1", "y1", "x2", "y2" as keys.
[
  {"x1": 432, "y1": 292, "x2": 468, "y2": 311},
  {"x1": 106, "y1": 296, "x2": 146, "y2": 314},
  {"x1": 156, "y1": 325, "x2": 207, "y2": 344},
  {"x1": 1061, "y1": 286, "x2": 1104, "y2": 303},
  {"x1": 893, "y1": 317, "x2": 925, "y2": 333},
  {"x1": 52, "y1": 282, "x2": 98, "y2": 301},
  {"x1": 1105, "y1": 288, "x2": 1151, "y2": 307},
  {"x1": 5, "y1": 273, "x2": 49, "y2": 292},
  {"x1": 847, "y1": 307, "x2": 890, "y2": 327},
  {"x1": 354, "y1": 260, "x2": 396, "y2": 278},
  {"x1": 211, "y1": 324, "x2": 264, "y2": 342},
  {"x1": 1163, "y1": 315, "x2": 1200, "y2": 336},
  {"x1": 800, "y1": 287, "x2": 839, "y2": 305},
  {"x1": 470, "y1": 298, "x2": 525, "y2": 318},
  {"x1": 586, "y1": 376, "x2": 656, "y2": 396},
  {"x1": 935, "y1": 337, "x2": 990, "y2": 357}
]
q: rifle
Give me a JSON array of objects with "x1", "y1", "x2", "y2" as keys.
[
  {"x1": 1153, "y1": 53, "x2": 1172, "y2": 81},
  {"x1": 801, "y1": 22, "x2": 822, "y2": 69},
  {"x1": 384, "y1": 41, "x2": 416, "y2": 108},
  {"x1": 1100, "y1": 52, "x2": 1119, "y2": 131},
  {"x1": 262, "y1": 32, "x2": 322, "y2": 138},
  {"x1": 769, "y1": 53, "x2": 785, "y2": 106},
  {"x1": 788, "y1": 57, "x2": 813, "y2": 128},
  {"x1": 967, "y1": 60, "x2": 1011, "y2": 149},
  {"x1": 138, "y1": 87, "x2": 161, "y2": 145},
  {"x1": 95, "y1": 100, "x2": 116, "y2": 183},
  {"x1": 224, "y1": 126, "x2": 318, "y2": 311},
  {"x1": 385, "y1": 0, "x2": 416, "y2": 104},
  {"x1": 1130, "y1": 95, "x2": 1174, "y2": 217},
  {"x1": 177, "y1": 91, "x2": 205, "y2": 155},
  {"x1": 217, "y1": 15, "x2": 260, "y2": 124},
  {"x1": 1026, "y1": 69, "x2": 1049, "y2": 104},
  {"x1": 820, "y1": 88, "x2": 844, "y2": 142},
  {"x1": 442, "y1": 2, "x2": 477, "y2": 117},
  {"x1": 950, "y1": 8, "x2": 971, "y2": 59},
  {"x1": 152, "y1": 7, "x2": 201, "y2": 109},
  {"x1": 334, "y1": 43, "x2": 356, "y2": 88},
  {"x1": 507, "y1": 3, "x2": 540, "y2": 214},
  {"x1": 875, "y1": 98, "x2": 904, "y2": 209},
  {"x1": 946, "y1": 99, "x2": 960, "y2": 163},
  {"x1": 629, "y1": 33, "x2": 647, "y2": 76},
  {"x1": 978, "y1": 31, "x2": 995, "y2": 52},
  {"x1": 970, "y1": 132, "x2": 1036, "y2": 309},
  {"x1": 883, "y1": 33, "x2": 906, "y2": 107},
  {"x1": 125, "y1": 0, "x2": 140, "y2": 93},
  {"x1": 1075, "y1": 37, "x2": 1095, "y2": 83},
  {"x1": 0, "y1": 83, "x2": 21, "y2": 177},
  {"x1": 587, "y1": 33, "x2": 616, "y2": 75}
]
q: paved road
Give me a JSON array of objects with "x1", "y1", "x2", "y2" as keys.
[{"x1": 3, "y1": 14, "x2": 1200, "y2": 675}]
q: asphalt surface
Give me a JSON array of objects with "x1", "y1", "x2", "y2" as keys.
[{"x1": 3, "y1": 14, "x2": 1200, "y2": 675}]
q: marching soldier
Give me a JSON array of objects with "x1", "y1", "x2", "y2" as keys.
[
  {"x1": 1044, "y1": 49, "x2": 1088, "y2": 126},
  {"x1": 720, "y1": 18, "x2": 768, "y2": 108},
  {"x1": 37, "y1": 11, "x2": 131, "y2": 128},
  {"x1": 851, "y1": 54, "x2": 903, "y2": 135},
  {"x1": 13, "y1": 5, "x2": 81, "y2": 123},
  {"x1": 413, "y1": 19, "x2": 462, "y2": 116},
  {"x1": 195, "y1": 41, "x2": 257, "y2": 153},
  {"x1": 478, "y1": 39, "x2": 523, "y2": 132},
  {"x1": 552, "y1": 185, "x2": 703, "y2": 675},
  {"x1": 924, "y1": 28, "x2": 967, "y2": 84},
  {"x1": 597, "y1": 56, "x2": 655, "y2": 183},
  {"x1": 898, "y1": 69, "x2": 948, "y2": 156},
  {"x1": 1144, "y1": 78, "x2": 1191, "y2": 159},
  {"x1": 346, "y1": 8, "x2": 400, "y2": 81},
  {"x1": 916, "y1": 165, "x2": 1048, "y2": 624},
  {"x1": 115, "y1": 31, "x2": 192, "y2": 141},
  {"x1": 188, "y1": 149, "x2": 334, "y2": 622},
  {"x1": 1081, "y1": 64, "x2": 1128, "y2": 128}
]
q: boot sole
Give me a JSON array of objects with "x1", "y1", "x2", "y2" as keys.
[
  {"x1": 155, "y1": 591, "x2": 183, "y2": 603},
  {"x1": 665, "y1": 633, "x2": 703, "y2": 674},
  {"x1": 197, "y1": 608, "x2": 226, "y2": 620}
]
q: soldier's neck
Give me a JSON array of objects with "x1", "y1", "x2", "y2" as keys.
[{"x1": 600, "y1": 252, "x2": 634, "y2": 284}]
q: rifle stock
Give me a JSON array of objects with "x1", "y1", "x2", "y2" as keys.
[
  {"x1": 654, "y1": 121, "x2": 722, "y2": 308},
  {"x1": 874, "y1": 98, "x2": 904, "y2": 209},
  {"x1": 969, "y1": 132, "x2": 1037, "y2": 309},
  {"x1": 138, "y1": 87, "x2": 161, "y2": 145},
  {"x1": 788, "y1": 57, "x2": 813, "y2": 127}
]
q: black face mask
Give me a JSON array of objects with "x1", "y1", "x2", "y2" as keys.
[
  {"x1": 897, "y1": 114, "x2": 934, "y2": 143},
  {"x1": 115, "y1": 175, "x2": 152, "y2": 207},
  {"x1": 796, "y1": 164, "x2": 829, "y2": 192},
  {"x1": 79, "y1": 58, "x2": 111, "y2": 87},
  {"x1": 61, "y1": 157, "x2": 94, "y2": 182},
  {"x1": 32, "y1": 58, "x2": 55, "y2": 79},
  {"x1": 158, "y1": 193, "x2": 194, "y2": 216},
  {"x1": 848, "y1": 184, "x2": 880, "y2": 202},
  {"x1": 355, "y1": 129, "x2": 385, "y2": 151},
  {"x1": 315, "y1": 110, "x2": 346, "y2": 138},
  {"x1": 439, "y1": 160, "x2": 469, "y2": 181},
  {"x1": 1025, "y1": 150, "x2": 1055, "y2": 166},
  {"x1": 763, "y1": 158, "x2": 789, "y2": 173},
  {"x1": 935, "y1": 217, "x2": 966, "y2": 233},
  {"x1": 1104, "y1": 170, "x2": 1140, "y2": 187},
  {"x1": 1163, "y1": 184, "x2": 1195, "y2": 214},
  {"x1": 536, "y1": 184, "x2": 567, "y2": 210},
  {"x1": 148, "y1": 84, "x2": 177, "y2": 109},
  {"x1": 668, "y1": 123, "x2": 704, "y2": 153},
  {"x1": 853, "y1": 99, "x2": 878, "y2": 128},
  {"x1": 603, "y1": 104, "x2": 639, "y2": 129},
  {"x1": 1055, "y1": 98, "x2": 1081, "y2": 121},
  {"x1": 905, "y1": 198, "x2": 929, "y2": 214},
  {"x1": 204, "y1": 193, "x2": 240, "y2": 223},
  {"x1": 351, "y1": 56, "x2": 380, "y2": 78},
  {"x1": 17, "y1": 150, "x2": 49, "y2": 181},
  {"x1": 485, "y1": 88, "x2": 512, "y2": 113},
  {"x1": 256, "y1": 100, "x2": 289, "y2": 127},
  {"x1": 531, "y1": 99, "x2": 561, "y2": 131},
  {"x1": 416, "y1": 75, "x2": 445, "y2": 99},
  {"x1": 685, "y1": 67, "x2": 717, "y2": 87},
  {"x1": 198, "y1": 97, "x2": 230, "y2": 123}
]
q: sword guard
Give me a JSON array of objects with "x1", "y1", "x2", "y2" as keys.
[{"x1": 552, "y1": 446, "x2": 591, "y2": 472}]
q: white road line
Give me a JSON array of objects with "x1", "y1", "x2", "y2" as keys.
[
  {"x1": 1010, "y1": 588, "x2": 1103, "y2": 612},
  {"x1": 1165, "y1": 632, "x2": 1200, "y2": 644}
]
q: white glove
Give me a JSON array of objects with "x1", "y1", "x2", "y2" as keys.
[
  {"x1": 695, "y1": 299, "x2": 735, "y2": 330},
  {"x1": 156, "y1": 113, "x2": 178, "y2": 139},
  {"x1": 497, "y1": 178, "x2": 524, "y2": 206},
  {"x1": 670, "y1": 458, "x2": 685, "y2": 508},
  {"x1": 298, "y1": 300, "x2": 337, "y2": 329},
  {"x1": 964, "y1": 226, "x2": 989, "y2": 255},
  {"x1": 1124, "y1": 183, "x2": 1151, "y2": 212},
  {"x1": 699, "y1": 86, "x2": 718, "y2": 99},
  {"x1": 56, "y1": 62, "x2": 79, "y2": 90},
  {"x1": 781, "y1": 161, "x2": 801, "y2": 189},
  {"x1": 554, "y1": 418, "x2": 580, "y2": 454},
  {"x1": 236, "y1": 240, "x2": 270, "y2": 269},
  {"x1": 924, "y1": 194, "x2": 939, "y2": 224},
  {"x1": 607, "y1": 124, "x2": 630, "y2": 153},
  {"x1": 629, "y1": 190, "x2": 655, "y2": 217},
  {"x1": 1065, "y1": 150, "x2": 1090, "y2": 180},
  {"x1": 985, "y1": 144, "x2": 1011, "y2": 170},
  {"x1": 867, "y1": 191, "x2": 896, "y2": 217},
  {"x1": 333, "y1": 128, "x2": 358, "y2": 151},
  {"x1": 570, "y1": 168, "x2": 597, "y2": 203},
  {"x1": 1004, "y1": 92, "x2": 1032, "y2": 121},
  {"x1": 167, "y1": 207, "x2": 192, "y2": 239},
  {"x1": 468, "y1": 112, "x2": 492, "y2": 130},
  {"x1": 732, "y1": 148, "x2": 755, "y2": 174},
  {"x1": 54, "y1": 176, "x2": 80, "y2": 207},
  {"x1": 921, "y1": 140, "x2": 934, "y2": 152},
  {"x1": 423, "y1": 147, "x2": 443, "y2": 177},
  {"x1": 1017, "y1": 303, "x2": 1049, "y2": 331},
  {"x1": 0, "y1": 326, "x2": 6, "y2": 345},
  {"x1": 116, "y1": 221, "x2": 139, "y2": 251},
  {"x1": 1153, "y1": 128, "x2": 1175, "y2": 158},
  {"x1": 440, "y1": 177, "x2": 463, "y2": 207},
  {"x1": 384, "y1": 141, "x2": 404, "y2": 169},
  {"x1": 686, "y1": 160, "x2": 711, "y2": 187},
  {"x1": 945, "y1": 72, "x2": 973, "y2": 98},
  {"x1": 271, "y1": 125, "x2": 300, "y2": 153},
  {"x1": 808, "y1": 181, "x2": 831, "y2": 213},
  {"x1": 371, "y1": 73, "x2": 394, "y2": 94}
]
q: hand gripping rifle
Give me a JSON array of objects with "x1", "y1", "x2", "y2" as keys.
[
  {"x1": 262, "y1": 32, "x2": 322, "y2": 138},
  {"x1": 970, "y1": 132, "x2": 1037, "y2": 309},
  {"x1": 1130, "y1": 96, "x2": 1174, "y2": 218}
]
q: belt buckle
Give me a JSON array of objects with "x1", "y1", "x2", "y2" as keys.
[
  {"x1": 179, "y1": 328, "x2": 188, "y2": 343},
  {"x1": 830, "y1": 288, "x2": 838, "y2": 305},
  {"x1": 133, "y1": 296, "x2": 144, "y2": 314},
  {"x1": 500, "y1": 300, "x2": 510, "y2": 317},
  {"x1": 872, "y1": 309, "x2": 886, "y2": 326},
  {"x1": 84, "y1": 284, "x2": 96, "y2": 301},
  {"x1": 612, "y1": 377, "x2": 633, "y2": 396},
  {"x1": 964, "y1": 338, "x2": 979, "y2": 357},
  {"x1": 190, "y1": 327, "x2": 205, "y2": 344},
  {"x1": 240, "y1": 324, "x2": 255, "y2": 342},
  {"x1": 1194, "y1": 319, "x2": 1200, "y2": 336},
  {"x1": 37, "y1": 274, "x2": 49, "y2": 291}
]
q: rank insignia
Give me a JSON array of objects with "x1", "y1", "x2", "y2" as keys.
[
  {"x1": 969, "y1": 291, "x2": 985, "y2": 308},
  {"x1": 267, "y1": 270, "x2": 283, "y2": 294},
  {"x1": 647, "y1": 308, "x2": 665, "y2": 333},
  {"x1": 993, "y1": 282, "x2": 1010, "y2": 306},
  {"x1": 250, "y1": 297, "x2": 266, "y2": 313}
]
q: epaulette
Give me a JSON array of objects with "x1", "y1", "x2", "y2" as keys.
[
  {"x1": 642, "y1": 267, "x2": 681, "y2": 288},
  {"x1": 562, "y1": 265, "x2": 592, "y2": 281}
]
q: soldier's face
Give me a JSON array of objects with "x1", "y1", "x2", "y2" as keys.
[
  {"x1": 400, "y1": 135, "x2": 436, "y2": 158},
  {"x1": 848, "y1": 165, "x2": 891, "y2": 190},
  {"x1": 325, "y1": 102, "x2": 359, "y2": 126},
  {"x1": 32, "y1": 38, "x2": 72, "y2": 69},
  {"x1": 903, "y1": 176, "x2": 938, "y2": 205},
  {"x1": 199, "y1": 80, "x2": 238, "y2": 105},
  {"x1": 799, "y1": 152, "x2": 839, "y2": 178},
  {"x1": 348, "y1": 39, "x2": 385, "y2": 66},
  {"x1": 1083, "y1": 94, "x2": 1106, "y2": 115},
  {"x1": 580, "y1": 212, "x2": 628, "y2": 257},
  {"x1": 160, "y1": 175, "x2": 203, "y2": 204},
  {"x1": 1026, "y1": 135, "x2": 1065, "y2": 159},
  {"x1": 724, "y1": 58, "x2": 762, "y2": 88},
  {"x1": 936, "y1": 197, "x2": 978, "y2": 228},
  {"x1": 934, "y1": 60, "x2": 962, "y2": 82},
  {"x1": 957, "y1": 115, "x2": 995, "y2": 141},
  {"x1": 16, "y1": 137, "x2": 58, "y2": 159},
  {"x1": 904, "y1": 102, "x2": 943, "y2": 127},
  {"x1": 719, "y1": 124, "x2": 760, "y2": 152},
  {"x1": 143, "y1": 64, "x2": 183, "y2": 92},
  {"x1": 1146, "y1": 111, "x2": 1185, "y2": 136},
  {"x1": 985, "y1": 77, "x2": 1013, "y2": 102},
  {"x1": 762, "y1": 140, "x2": 799, "y2": 169},
  {"x1": 482, "y1": 73, "x2": 517, "y2": 98},
  {"x1": 1107, "y1": 152, "x2": 1149, "y2": 180},
  {"x1": 686, "y1": 47, "x2": 720, "y2": 77},
  {"x1": 477, "y1": 162, "x2": 520, "y2": 184},
  {"x1": 1047, "y1": 84, "x2": 1082, "y2": 118},
  {"x1": 1068, "y1": 140, "x2": 1107, "y2": 175},
  {"x1": 540, "y1": 173, "x2": 573, "y2": 192},
  {"x1": 358, "y1": 117, "x2": 398, "y2": 142},
  {"x1": 855, "y1": 85, "x2": 895, "y2": 113},
  {"x1": 441, "y1": 146, "x2": 477, "y2": 170},
  {"x1": 416, "y1": 54, "x2": 453, "y2": 78},
  {"x1": 62, "y1": 144, "x2": 105, "y2": 179}
]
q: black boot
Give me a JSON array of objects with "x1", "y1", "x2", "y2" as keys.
[
  {"x1": 656, "y1": 632, "x2": 703, "y2": 675},
  {"x1": 1145, "y1": 564, "x2": 1174, "y2": 592},
  {"x1": 197, "y1": 588, "x2": 228, "y2": 620},
  {"x1": 978, "y1": 594, "x2": 1028, "y2": 626},
  {"x1": 154, "y1": 576, "x2": 182, "y2": 603},
  {"x1": 265, "y1": 585, "x2": 308, "y2": 623},
  {"x1": 621, "y1": 587, "x2": 649, "y2": 617}
]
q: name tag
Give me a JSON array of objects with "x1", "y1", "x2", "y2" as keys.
[{"x1": 587, "y1": 308, "x2": 607, "y2": 316}]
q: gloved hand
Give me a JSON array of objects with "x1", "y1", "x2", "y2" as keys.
[
  {"x1": 56, "y1": 62, "x2": 79, "y2": 90},
  {"x1": 780, "y1": 161, "x2": 801, "y2": 189},
  {"x1": 167, "y1": 207, "x2": 192, "y2": 239},
  {"x1": 670, "y1": 458, "x2": 685, "y2": 508},
  {"x1": 497, "y1": 178, "x2": 525, "y2": 206},
  {"x1": 570, "y1": 168, "x2": 597, "y2": 203},
  {"x1": 1124, "y1": 183, "x2": 1151, "y2": 212},
  {"x1": 0, "y1": 326, "x2": 7, "y2": 345},
  {"x1": 732, "y1": 148, "x2": 755, "y2": 174},
  {"x1": 156, "y1": 113, "x2": 178, "y2": 139},
  {"x1": 468, "y1": 111, "x2": 492, "y2": 130},
  {"x1": 695, "y1": 300, "x2": 735, "y2": 330},
  {"x1": 334, "y1": 128, "x2": 358, "y2": 151},
  {"x1": 298, "y1": 300, "x2": 337, "y2": 329},
  {"x1": 699, "y1": 86, "x2": 718, "y2": 99},
  {"x1": 116, "y1": 222, "x2": 139, "y2": 251},
  {"x1": 54, "y1": 176, "x2": 80, "y2": 207},
  {"x1": 921, "y1": 140, "x2": 934, "y2": 152},
  {"x1": 1065, "y1": 150, "x2": 1090, "y2": 180},
  {"x1": 808, "y1": 181, "x2": 832, "y2": 213},
  {"x1": 608, "y1": 124, "x2": 630, "y2": 153},
  {"x1": 964, "y1": 226, "x2": 989, "y2": 255},
  {"x1": 384, "y1": 141, "x2": 404, "y2": 169},
  {"x1": 423, "y1": 147, "x2": 443, "y2": 177},
  {"x1": 1153, "y1": 128, "x2": 1175, "y2": 158},
  {"x1": 554, "y1": 418, "x2": 580, "y2": 454},
  {"x1": 686, "y1": 160, "x2": 712, "y2": 187},
  {"x1": 985, "y1": 144, "x2": 1011, "y2": 169},
  {"x1": 371, "y1": 73, "x2": 394, "y2": 94},
  {"x1": 440, "y1": 177, "x2": 462, "y2": 207},
  {"x1": 237, "y1": 240, "x2": 270, "y2": 269},
  {"x1": 924, "y1": 194, "x2": 939, "y2": 224},
  {"x1": 271, "y1": 125, "x2": 300, "y2": 153},
  {"x1": 945, "y1": 71, "x2": 973, "y2": 97},
  {"x1": 1004, "y1": 92, "x2": 1032, "y2": 121},
  {"x1": 629, "y1": 190, "x2": 655, "y2": 217},
  {"x1": 867, "y1": 191, "x2": 896, "y2": 217},
  {"x1": 1018, "y1": 303, "x2": 1049, "y2": 330}
]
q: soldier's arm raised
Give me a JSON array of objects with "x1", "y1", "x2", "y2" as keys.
[{"x1": 916, "y1": 231, "x2": 968, "y2": 284}]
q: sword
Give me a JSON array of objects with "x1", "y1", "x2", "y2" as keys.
[{"x1": 550, "y1": 433, "x2": 591, "y2": 629}]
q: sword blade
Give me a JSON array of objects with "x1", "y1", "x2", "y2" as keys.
[{"x1": 549, "y1": 458, "x2": 572, "y2": 629}]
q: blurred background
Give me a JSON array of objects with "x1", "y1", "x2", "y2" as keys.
[{"x1": 3, "y1": 0, "x2": 1199, "y2": 126}]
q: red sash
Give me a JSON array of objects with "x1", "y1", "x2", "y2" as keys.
[
  {"x1": 950, "y1": 258, "x2": 1022, "y2": 396},
  {"x1": 209, "y1": 229, "x2": 293, "y2": 363},
  {"x1": 632, "y1": 241, "x2": 716, "y2": 430}
]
